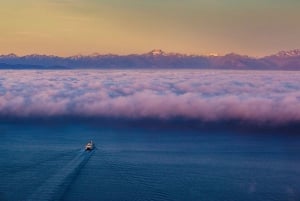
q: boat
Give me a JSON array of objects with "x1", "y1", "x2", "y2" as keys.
[{"x1": 85, "y1": 140, "x2": 94, "y2": 151}]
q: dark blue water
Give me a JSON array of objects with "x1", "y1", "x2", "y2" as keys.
[{"x1": 0, "y1": 121, "x2": 300, "y2": 201}]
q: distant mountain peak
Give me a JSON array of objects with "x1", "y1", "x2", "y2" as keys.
[
  {"x1": 275, "y1": 49, "x2": 300, "y2": 57},
  {"x1": 223, "y1": 53, "x2": 249, "y2": 58},
  {"x1": 1, "y1": 49, "x2": 300, "y2": 70},
  {"x1": 148, "y1": 49, "x2": 166, "y2": 56},
  {"x1": 0, "y1": 53, "x2": 18, "y2": 58},
  {"x1": 207, "y1": 53, "x2": 219, "y2": 57},
  {"x1": 69, "y1": 54, "x2": 87, "y2": 60}
]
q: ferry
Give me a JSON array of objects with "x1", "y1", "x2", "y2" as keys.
[{"x1": 85, "y1": 140, "x2": 94, "y2": 151}]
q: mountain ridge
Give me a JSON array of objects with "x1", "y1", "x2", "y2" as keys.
[{"x1": 0, "y1": 49, "x2": 300, "y2": 70}]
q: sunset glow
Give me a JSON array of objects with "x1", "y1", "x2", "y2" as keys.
[{"x1": 1, "y1": 0, "x2": 300, "y2": 56}]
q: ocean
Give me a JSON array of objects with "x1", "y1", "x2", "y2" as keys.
[
  {"x1": 0, "y1": 120, "x2": 300, "y2": 201},
  {"x1": 0, "y1": 70, "x2": 300, "y2": 201}
]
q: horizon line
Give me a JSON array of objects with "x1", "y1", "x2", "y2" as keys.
[{"x1": 1, "y1": 48, "x2": 300, "y2": 59}]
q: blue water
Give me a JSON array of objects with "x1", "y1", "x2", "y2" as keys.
[{"x1": 0, "y1": 121, "x2": 300, "y2": 201}]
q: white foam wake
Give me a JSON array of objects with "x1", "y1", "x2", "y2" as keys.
[{"x1": 26, "y1": 150, "x2": 93, "y2": 201}]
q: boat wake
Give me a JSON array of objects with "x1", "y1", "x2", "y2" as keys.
[{"x1": 26, "y1": 149, "x2": 94, "y2": 201}]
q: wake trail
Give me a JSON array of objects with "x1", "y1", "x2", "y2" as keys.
[{"x1": 26, "y1": 149, "x2": 94, "y2": 201}]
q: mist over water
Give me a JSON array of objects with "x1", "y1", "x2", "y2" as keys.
[{"x1": 0, "y1": 70, "x2": 300, "y2": 124}]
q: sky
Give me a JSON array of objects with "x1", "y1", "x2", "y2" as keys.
[{"x1": 0, "y1": 0, "x2": 300, "y2": 57}]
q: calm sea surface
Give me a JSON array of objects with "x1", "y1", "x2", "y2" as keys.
[{"x1": 0, "y1": 121, "x2": 300, "y2": 201}]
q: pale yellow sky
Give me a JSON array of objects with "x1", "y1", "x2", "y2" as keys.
[{"x1": 0, "y1": 0, "x2": 300, "y2": 57}]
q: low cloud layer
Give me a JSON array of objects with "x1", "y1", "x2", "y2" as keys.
[{"x1": 0, "y1": 70, "x2": 299, "y2": 124}]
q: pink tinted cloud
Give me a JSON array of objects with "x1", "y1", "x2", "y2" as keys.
[{"x1": 0, "y1": 70, "x2": 299, "y2": 124}]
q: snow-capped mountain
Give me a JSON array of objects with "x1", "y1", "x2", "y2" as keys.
[
  {"x1": 147, "y1": 49, "x2": 166, "y2": 56},
  {"x1": 273, "y1": 49, "x2": 300, "y2": 57},
  {"x1": 261, "y1": 49, "x2": 300, "y2": 70},
  {"x1": 0, "y1": 49, "x2": 299, "y2": 70}
]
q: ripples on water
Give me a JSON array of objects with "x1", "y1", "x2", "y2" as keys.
[
  {"x1": 26, "y1": 150, "x2": 93, "y2": 201},
  {"x1": 0, "y1": 121, "x2": 300, "y2": 201}
]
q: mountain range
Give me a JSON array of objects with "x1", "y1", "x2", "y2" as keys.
[{"x1": 0, "y1": 49, "x2": 300, "y2": 70}]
